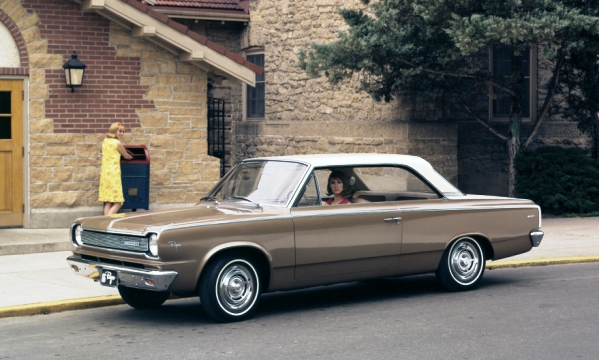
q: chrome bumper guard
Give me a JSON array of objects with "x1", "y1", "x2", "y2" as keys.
[
  {"x1": 67, "y1": 256, "x2": 177, "y2": 291},
  {"x1": 529, "y1": 230, "x2": 544, "y2": 247}
]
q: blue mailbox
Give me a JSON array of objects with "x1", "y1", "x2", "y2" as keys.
[{"x1": 121, "y1": 145, "x2": 150, "y2": 211}]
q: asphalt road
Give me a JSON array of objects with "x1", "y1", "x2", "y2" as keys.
[{"x1": 1, "y1": 263, "x2": 599, "y2": 359}]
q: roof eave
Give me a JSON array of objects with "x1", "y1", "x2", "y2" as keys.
[{"x1": 78, "y1": 0, "x2": 261, "y2": 85}]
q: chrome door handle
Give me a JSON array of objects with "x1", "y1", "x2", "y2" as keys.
[{"x1": 384, "y1": 217, "x2": 402, "y2": 224}]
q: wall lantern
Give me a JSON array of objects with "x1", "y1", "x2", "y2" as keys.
[{"x1": 62, "y1": 51, "x2": 87, "y2": 92}]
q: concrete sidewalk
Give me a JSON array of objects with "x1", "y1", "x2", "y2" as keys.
[
  {"x1": 1, "y1": 217, "x2": 598, "y2": 319},
  {"x1": 0, "y1": 228, "x2": 73, "y2": 255}
]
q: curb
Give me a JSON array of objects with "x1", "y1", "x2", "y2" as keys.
[
  {"x1": 0, "y1": 295, "x2": 124, "y2": 319},
  {"x1": 2, "y1": 257, "x2": 599, "y2": 320},
  {"x1": 486, "y1": 256, "x2": 599, "y2": 270}
]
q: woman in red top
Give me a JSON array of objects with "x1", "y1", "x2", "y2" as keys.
[{"x1": 324, "y1": 170, "x2": 351, "y2": 205}]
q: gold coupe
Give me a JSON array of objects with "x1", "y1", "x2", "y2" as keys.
[{"x1": 67, "y1": 154, "x2": 544, "y2": 322}]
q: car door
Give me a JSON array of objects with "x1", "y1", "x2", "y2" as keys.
[{"x1": 291, "y1": 169, "x2": 403, "y2": 280}]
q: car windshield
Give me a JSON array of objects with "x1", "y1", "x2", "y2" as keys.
[{"x1": 207, "y1": 160, "x2": 309, "y2": 206}]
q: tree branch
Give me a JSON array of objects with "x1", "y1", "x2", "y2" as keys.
[
  {"x1": 459, "y1": 99, "x2": 508, "y2": 141},
  {"x1": 399, "y1": 59, "x2": 517, "y2": 96},
  {"x1": 522, "y1": 57, "x2": 564, "y2": 150}
]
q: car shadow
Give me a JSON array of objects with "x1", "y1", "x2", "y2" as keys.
[
  {"x1": 258, "y1": 274, "x2": 442, "y2": 316},
  {"x1": 103, "y1": 271, "x2": 517, "y2": 324}
]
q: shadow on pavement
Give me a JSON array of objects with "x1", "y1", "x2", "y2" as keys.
[{"x1": 93, "y1": 272, "x2": 521, "y2": 324}]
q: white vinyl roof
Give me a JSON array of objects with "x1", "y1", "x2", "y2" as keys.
[{"x1": 244, "y1": 153, "x2": 463, "y2": 196}]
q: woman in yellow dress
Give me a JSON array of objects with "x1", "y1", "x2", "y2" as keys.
[{"x1": 99, "y1": 122, "x2": 133, "y2": 215}]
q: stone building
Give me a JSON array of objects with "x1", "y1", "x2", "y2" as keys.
[
  {"x1": 0, "y1": 0, "x2": 261, "y2": 228},
  {"x1": 188, "y1": 0, "x2": 592, "y2": 195},
  {"x1": 0, "y1": 0, "x2": 592, "y2": 229}
]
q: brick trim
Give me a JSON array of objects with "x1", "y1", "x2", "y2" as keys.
[{"x1": 0, "y1": 10, "x2": 30, "y2": 75}]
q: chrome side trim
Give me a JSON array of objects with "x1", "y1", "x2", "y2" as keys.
[
  {"x1": 291, "y1": 209, "x2": 401, "y2": 219},
  {"x1": 160, "y1": 215, "x2": 294, "y2": 232},
  {"x1": 67, "y1": 256, "x2": 177, "y2": 291},
  {"x1": 399, "y1": 205, "x2": 541, "y2": 213},
  {"x1": 400, "y1": 204, "x2": 542, "y2": 228}
]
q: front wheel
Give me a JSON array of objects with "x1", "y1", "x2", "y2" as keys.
[
  {"x1": 436, "y1": 237, "x2": 485, "y2": 292},
  {"x1": 118, "y1": 286, "x2": 170, "y2": 309},
  {"x1": 199, "y1": 254, "x2": 261, "y2": 322}
]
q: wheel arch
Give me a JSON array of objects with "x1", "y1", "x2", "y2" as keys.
[
  {"x1": 197, "y1": 242, "x2": 272, "y2": 293},
  {"x1": 447, "y1": 233, "x2": 494, "y2": 261},
  {"x1": 469, "y1": 234, "x2": 494, "y2": 261}
]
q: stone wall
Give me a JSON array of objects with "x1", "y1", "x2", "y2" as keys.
[
  {"x1": 242, "y1": 0, "x2": 398, "y2": 123},
  {"x1": 2, "y1": 0, "x2": 220, "y2": 228},
  {"x1": 169, "y1": 3, "x2": 460, "y2": 183},
  {"x1": 237, "y1": 120, "x2": 459, "y2": 185},
  {"x1": 231, "y1": 0, "x2": 459, "y2": 181}
]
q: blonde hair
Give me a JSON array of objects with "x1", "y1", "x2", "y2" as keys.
[{"x1": 106, "y1": 122, "x2": 125, "y2": 139}]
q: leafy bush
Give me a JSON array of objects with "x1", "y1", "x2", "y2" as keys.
[{"x1": 514, "y1": 146, "x2": 599, "y2": 215}]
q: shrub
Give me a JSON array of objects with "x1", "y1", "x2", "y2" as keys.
[{"x1": 514, "y1": 146, "x2": 599, "y2": 215}]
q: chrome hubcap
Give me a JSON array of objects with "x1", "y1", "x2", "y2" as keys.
[
  {"x1": 449, "y1": 240, "x2": 481, "y2": 284},
  {"x1": 217, "y1": 261, "x2": 256, "y2": 315}
]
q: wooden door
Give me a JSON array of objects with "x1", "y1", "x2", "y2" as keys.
[{"x1": 0, "y1": 80, "x2": 23, "y2": 227}]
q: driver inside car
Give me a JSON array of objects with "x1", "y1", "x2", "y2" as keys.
[{"x1": 323, "y1": 170, "x2": 352, "y2": 205}]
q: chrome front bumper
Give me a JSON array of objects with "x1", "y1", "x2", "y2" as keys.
[
  {"x1": 67, "y1": 256, "x2": 177, "y2": 291},
  {"x1": 530, "y1": 230, "x2": 544, "y2": 247}
]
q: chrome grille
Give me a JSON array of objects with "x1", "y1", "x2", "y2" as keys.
[{"x1": 81, "y1": 231, "x2": 149, "y2": 252}]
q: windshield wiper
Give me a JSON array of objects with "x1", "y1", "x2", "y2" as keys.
[
  {"x1": 231, "y1": 195, "x2": 260, "y2": 206},
  {"x1": 200, "y1": 196, "x2": 217, "y2": 201}
]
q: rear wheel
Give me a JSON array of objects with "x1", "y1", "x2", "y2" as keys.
[
  {"x1": 118, "y1": 286, "x2": 170, "y2": 309},
  {"x1": 436, "y1": 237, "x2": 485, "y2": 291},
  {"x1": 199, "y1": 253, "x2": 261, "y2": 323}
]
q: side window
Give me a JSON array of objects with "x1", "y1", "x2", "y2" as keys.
[
  {"x1": 309, "y1": 166, "x2": 438, "y2": 204},
  {"x1": 352, "y1": 167, "x2": 439, "y2": 202},
  {"x1": 295, "y1": 173, "x2": 321, "y2": 207}
]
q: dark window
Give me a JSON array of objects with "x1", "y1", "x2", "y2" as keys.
[
  {"x1": 492, "y1": 46, "x2": 530, "y2": 118},
  {"x1": 0, "y1": 92, "x2": 10, "y2": 114},
  {"x1": 0, "y1": 92, "x2": 11, "y2": 139},
  {"x1": 246, "y1": 54, "x2": 265, "y2": 118},
  {"x1": 0, "y1": 117, "x2": 10, "y2": 139}
]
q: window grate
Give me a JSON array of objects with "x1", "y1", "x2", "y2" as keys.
[{"x1": 208, "y1": 97, "x2": 226, "y2": 177}]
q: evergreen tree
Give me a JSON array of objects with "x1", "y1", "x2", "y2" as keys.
[{"x1": 299, "y1": 0, "x2": 599, "y2": 196}]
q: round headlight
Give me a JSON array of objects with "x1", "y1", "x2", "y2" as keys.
[
  {"x1": 73, "y1": 224, "x2": 83, "y2": 246},
  {"x1": 149, "y1": 234, "x2": 159, "y2": 257}
]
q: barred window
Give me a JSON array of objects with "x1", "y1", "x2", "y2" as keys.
[
  {"x1": 246, "y1": 54, "x2": 265, "y2": 118},
  {"x1": 491, "y1": 46, "x2": 532, "y2": 119}
]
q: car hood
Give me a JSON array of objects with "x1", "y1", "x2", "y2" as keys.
[{"x1": 76, "y1": 202, "x2": 285, "y2": 235}]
